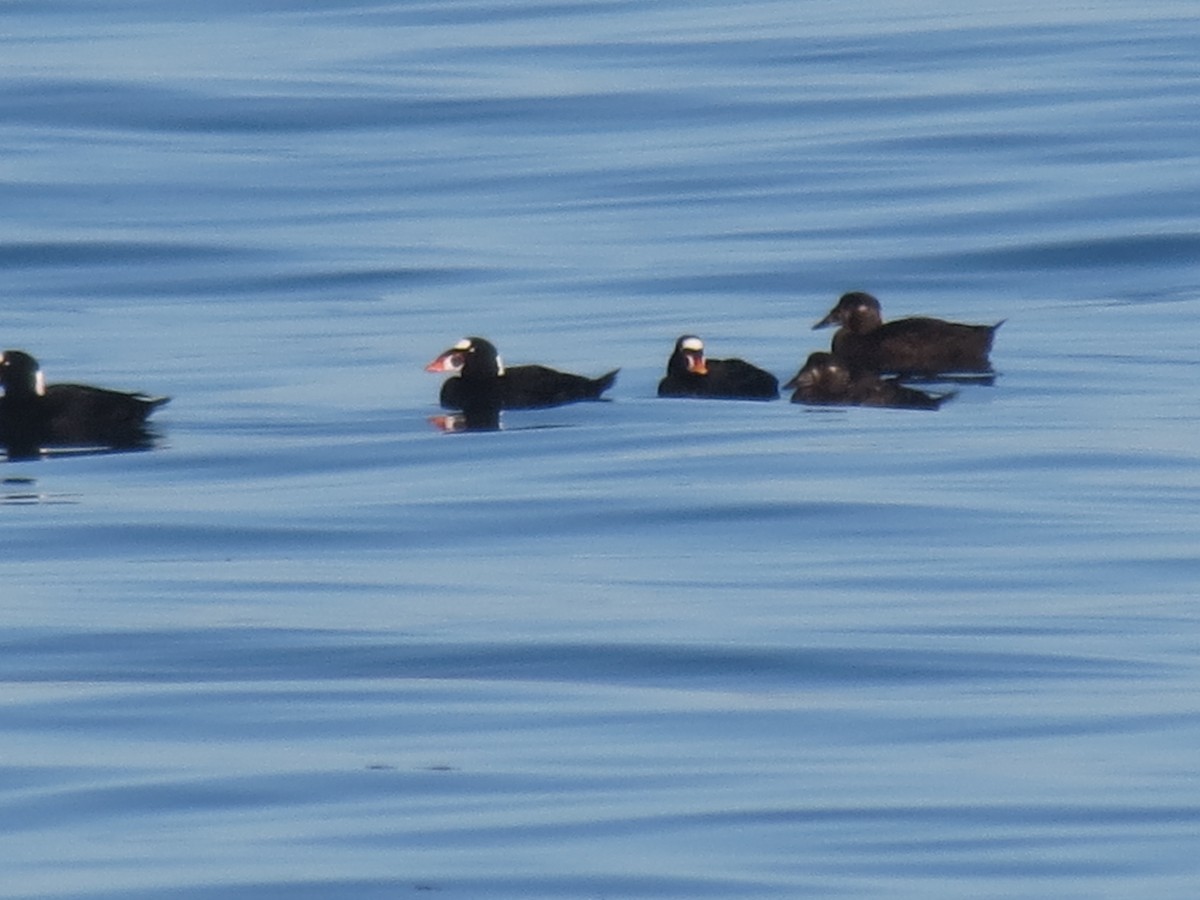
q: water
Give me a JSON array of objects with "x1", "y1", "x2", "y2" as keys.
[{"x1": 3, "y1": 1, "x2": 1200, "y2": 897}]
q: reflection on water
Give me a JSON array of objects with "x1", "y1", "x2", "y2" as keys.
[
  {"x1": 2, "y1": 430, "x2": 167, "y2": 463},
  {"x1": 893, "y1": 373, "x2": 998, "y2": 386},
  {"x1": 428, "y1": 410, "x2": 500, "y2": 433},
  {"x1": 1, "y1": 475, "x2": 81, "y2": 504}
]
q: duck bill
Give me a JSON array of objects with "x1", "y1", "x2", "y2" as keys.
[
  {"x1": 812, "y1": 310, "x2": 839, "y2": 330},
  {"x1": 782, "y1": 370, "x2": 813, "y2": 390},
  {"x1": 425, "y1": 351, "x2": 464, "y2": 373},
  {"x1": 684, "y1": 352, "x2": 708, "y2": 375}
]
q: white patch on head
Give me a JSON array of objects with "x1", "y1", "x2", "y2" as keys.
[
  {"x1": 495, "y1": 355, "x2": 505, "y2": 376},
  {"x1": 452, "y1": 338, "x2": 472, "y2": 351},
  {"x1": 680, "y1": 337, "x2": 704, "y2": 352},
  {"x1": 35, "y1": 369, "x2": 46, "y2": 396}
]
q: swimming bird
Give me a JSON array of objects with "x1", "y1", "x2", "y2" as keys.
[
  {"x1": 657, "y1": 335, "x2": 778, "y2": 400},
  {"x1": 425, "y1": 337, "x2": 618, "y2": 413},
  {"x1": 784, "y1": 352, "x2": 953, "y2": 410},
  {"x1": 0, "y1": 349, "x2": 170, "y2": 456},
  {"x1": 813, "y1": 292, "x2": 1002, "y2": 376}
]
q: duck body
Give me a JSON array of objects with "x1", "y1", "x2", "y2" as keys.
[
  {"x1": 0, "y1": 350, "x2": 169, "y2": 456},
  {"x1": 427, "y1": 337, "x2": 618, "y2": 413},
  {"x1": 814, "y1": 292, "x2": 1001, "y2": 376},
  {"x1": 784, "y1": 352, "x2": 952, "y2": 411},
  {"x1": 657, "y1": 335, "x2": 778, "y2": 400}
]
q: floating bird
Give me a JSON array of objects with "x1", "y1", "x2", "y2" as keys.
[
  {"x1": 813, "y1": 292, "x2": 1002, "y2": 376},
  {"x1": 784, "y1": 352, "x2": 953, "y2": 410},
  {"x1": 657, "y1": 335, "x2": 778, "y2": 400},
  {"x1": 0, "y1": 349, "x2": 169, "y2": 457},
  {"x1": 425, "y1": 337, "x2": 618, "y2": 415}
]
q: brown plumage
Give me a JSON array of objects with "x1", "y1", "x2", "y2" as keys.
[
  {"x1": 813, "y1": 292, "x2": 1002, "y2": 376},
  {"x1": 784, "y1": 352, "x2": 953, "y2": 410}
]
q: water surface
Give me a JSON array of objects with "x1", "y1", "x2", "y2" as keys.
[{"x1": 3, "y1": 1, "x2": 1200, "y2": 897}]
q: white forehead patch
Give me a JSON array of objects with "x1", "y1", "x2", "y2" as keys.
[
  {"x1": 452, "y1": 338, "x2": 472, "y2": 351},
  {"x1": 681, "y1": 337, "x2": 704, "y2": 352}
]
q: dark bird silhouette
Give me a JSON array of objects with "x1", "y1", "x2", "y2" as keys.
[
  {"x1": 784, "y1": 352, "x2": 953, "y2": 410},
  {"x1": 657, "y1": 335, "x2": 778, "y2": 400},
  {"x1": 426, "y1": 337, "x2": 618, "y2": 416},
  {"x1": 813, "y1": 292, "x2": 1002, "y2": 376},
  {"x1": 0, "y1": 349, "x2": 170, "y2": 458}
]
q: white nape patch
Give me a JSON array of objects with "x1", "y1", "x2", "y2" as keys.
[
  {"x1": 680, "y1": 336, "x2": 704, "y2": 352},
  {"x1": 35, "y1": 370, "x2": 46, "y2": 397},
  {"x1": 495, "y1": 355, "x2": 505, "y2": 376},
  {"x1": 452, "y1": 338, "x2": 472, "y2": 351}
]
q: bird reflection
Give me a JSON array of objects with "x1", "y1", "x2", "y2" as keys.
[
  {"x1": 1, "y1": 475, "x2": 80, "y2": 505},
  {"x1": 2, "y1": 433, "x2": 165, "y2": 462},
  {"x1": 427, "y1": 407, "x2": 501, "y2": 433}
]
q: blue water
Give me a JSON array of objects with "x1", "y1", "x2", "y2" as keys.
[{"x1": 4, "y1": 1, "x2": 1200, "y2": 897}]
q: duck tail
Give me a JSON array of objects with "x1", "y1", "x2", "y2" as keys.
[
  {"x1": 592, "y1": 369, "x2": 619, "y2": 397},
  {"x1": 140, "y1": 395, "x2": 172, "y2": 412}
]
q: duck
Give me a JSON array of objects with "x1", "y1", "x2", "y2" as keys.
[
  {"x1": 784, "y1": 352, "x2": 953, "y2": 410},
  {"x1": 657, "y1": 335, "x2": 778, "y2": 400},
  {"x1": 0, "y1": 349, "x2": 170, "y2": 456},
  {"x1": 426, "y1": 337, "x2": 618, "y2": 413},
  {"x1": 813, "y1": 292, "x2": 1002, "y2": 376}
]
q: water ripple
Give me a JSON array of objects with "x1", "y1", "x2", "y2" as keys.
[{"x1": 0, "y1": 629, "x2": 1155, "y2": 686}]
